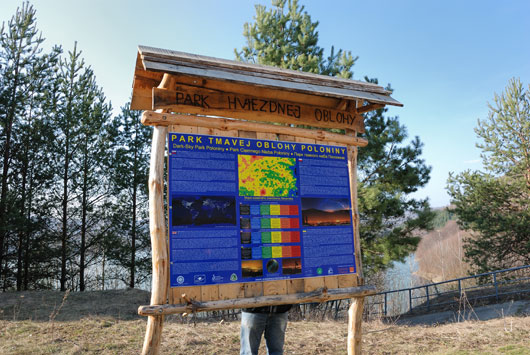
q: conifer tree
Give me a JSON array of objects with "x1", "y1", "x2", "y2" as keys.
[
  {"x1": 0, "y1": 2, "x2": 49, "y2": 288},
  {"x1": 447, "y1": 78, "x2": 530, "y2": 273},
  {"x1": 74, "y1": 65, "x2": 112, "y2": 291},
  {"x1": 14, "y1": 46, "x2": 62, "y2": 290},
  {"x1": 105, "y1": 103, "x2": 151, "y2": 288},
  {"x1": 235, "y1": 0, "x2": 356, "y2": 78},
  {"x1": 49, "y1": 42, "x2": 113, "y2": 291},
  {"x1": 236, "y1": 0, "x2": 433, "y2": 274},
  {"x1": 52, "y1": 42, "x2": 86, "y2": 291}
]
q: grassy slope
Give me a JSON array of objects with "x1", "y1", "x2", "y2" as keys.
[{"x1": 0, "y1": 290, "x2": 529, "y2": 354}]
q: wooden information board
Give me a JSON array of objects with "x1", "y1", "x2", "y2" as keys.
[{"x1": 130, "y1": 45, "x2": 402, "y2": 355}]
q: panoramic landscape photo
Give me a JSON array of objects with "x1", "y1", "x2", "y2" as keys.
[{"x1": 301, "y1": 197, "x2": 352, "y2": 227}]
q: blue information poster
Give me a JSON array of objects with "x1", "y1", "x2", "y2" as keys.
[{"x1": 168, "y1": 133, "x2": 356, "y2": 287}]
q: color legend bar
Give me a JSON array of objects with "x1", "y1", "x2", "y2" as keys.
[
  {"x1": 260, "y1": 231, "x2": 300, "y2": 244},
  {"x1": 255, "y1": 204, "x2": 299, "y2": 216},
  {"x1": 261, "y1": 245, "x2": 301, "y2": 258}
]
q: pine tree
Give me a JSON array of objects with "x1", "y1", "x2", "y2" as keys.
[
  {"x1": 447, "y1": 78, "x2": 530, "y2": 273},
  {"x1": 236, "y1": 0, "x2": 434, "y2": 274},
  {"x1": 235, "y1": 0, "x2": 357, "y2": 78},
  {"x1": 73, "y1": 65, "x2": 112, "y2": 291},
  {"x1": 358, "y1": 79, "x2": 433, "y2": 272},
  {"x1": 48, "y1": 42, "x2": 114, "y2": 291},
  {"x1": 0, "y1": 2, "x2": 50, "y2": 289},
  {"x1": 52, "y1": 42, "x2": 86, "y2": 291},
  {"x1": 14, "y1": 46, "x2": 62, "y2": 290},
  {"x1": 105, "y1": 103, "x2": 151, "y2": 288}
]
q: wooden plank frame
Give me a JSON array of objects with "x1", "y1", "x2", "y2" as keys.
[
  {"x1": 133, "y1": 47, "x2": 402, "y2": 354},
  {"x1": 141, "y1": 116, "x2": 374, "y2": 355},
  {"x1": 161, "y1": 124, "x2": 368, "y2": 307}
]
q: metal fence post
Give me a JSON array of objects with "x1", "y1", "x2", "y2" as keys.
[
  {"x1": 458, "y1": 279, "x2": 462, "y2": 295},
  {"x1": 493, "y1": 273, "x2": 499, "y2": 301},
  {"x1": 384, "y1": 293, "x2": 387, "y2": 316},
  {"x1": 409, "y1": 289, "x2": 412, "y2": 313},
  {"x1": 425, "y1": 286, "x2": 431, "y2": 311}
]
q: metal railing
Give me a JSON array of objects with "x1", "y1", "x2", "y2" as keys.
[{"x1": 366, "y1": 265, "x2": 530, "y2": 318}]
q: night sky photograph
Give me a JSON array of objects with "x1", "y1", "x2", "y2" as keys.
[{"x1": 301, "y1": 197, "x2": 351, "y2": 227}]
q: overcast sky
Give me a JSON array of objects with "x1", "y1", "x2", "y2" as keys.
[{"x1": 1, "y1": 0, "x2": 529, "y2": 207}]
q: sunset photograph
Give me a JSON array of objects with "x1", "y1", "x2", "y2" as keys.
[{"x1": 301, "y1": 198, "x2": 351, "y2": 227}]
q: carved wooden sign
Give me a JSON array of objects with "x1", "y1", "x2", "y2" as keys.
[{"x1": 152, "y1": 85, "x2": 365, "y2": 132}]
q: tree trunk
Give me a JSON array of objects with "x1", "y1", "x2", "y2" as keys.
[
  {"x1": 0, "y1": 44, "x2": 22, "y2": 283},
  {"x1": 60, "y1": 130, "x2": 69, "y2": 292},
  {"x1": 130, "y1": 144, "x2": 138, "y2": 288},
  {"x1": 16, "y1": 160, "x2": 27, "y2": 291},
  {"x1": 23, "y1": 165, "x2": 33, "y2": 290},
  {"x1": 79, "y1": 138, "x2": 89, "y2": 292},
  {"x1": 101, "y1": 248, "x2": 105, "y2": 290}
]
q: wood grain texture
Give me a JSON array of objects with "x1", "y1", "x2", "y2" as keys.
[
  {"x1": 218, "y1": 284, "x2": 245, "y2": 300},
  {"x1": 237, "y1": 130, "x2": 257, "y2": 139},
  {"x1": 303, "y1": 277, "x2": 326, "y2": 292},
  {"x1": 153, "y1": 86, "x2": 365, "y2": 132},
  {"x1": 142, "y1": 125, "x2": 168, "y2": 355},
  {"x1": 286, "y1": 279, "x2": 305, "y2": 294},
  {"x1": 168, "y1": 124, "x2": 197, "y2": 134},
  {"x1": 138, "y1": 46, "x2": 389, "y2": 95},
  {"x1": 244, "y1": 282, "x2": 263, "y2": 298},
  {"x1": 255, "y1": 131, "x2": 278, "y2": 141},
  {"x1": 200, "y1": 285, "x2": 220, "y2": 302},
  {"x1": 197, "y1": 126, "x2": 238, "y2": 137},
  {"x1": 338, "y1": 274, "x2": 358, "y2": 288},
  {"x1": 171, "y1": 74, "x2": 346, "y2": 108},
  {"x1": 171, "y1": 287, "x2": 201, "y2": 305},
  {"x1": 346, "y1": 128, "x2": 364, "y2": 282},
  {"x1": 142, "y1": 111, "x2": 368, "y2": 146},
  {"x1": 263, "y1": 280, "x2": 288, "y2": 296},
  {"x1": 324, "y1": 276, "x2": 339, "y2": 289},
  {"x1": 145, "y1": 59, "x2": 401, "y2": 107},
  {"x1": 135, "y1": 46, "x2": 402, "y2": 107},
  {"x1": 277, "y1": 134, "x2": 295, "y2": 142},
  {"x1": 348, "y1": 297, "x2": 365, "y2": 355},
  {"x1": 294, "y1": 136, "x2": 316, "y2": 144},
  {"x1": 139, "y1": 285, "x2": 376, "y2": 316}
]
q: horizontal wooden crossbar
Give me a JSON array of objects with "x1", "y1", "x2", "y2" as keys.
[
  {"x1": 141, "y1": 111, "x2": 368, "y2": 147},
  {"x1": 138, "y1": 285, "x2": 376, "y2": 316}
]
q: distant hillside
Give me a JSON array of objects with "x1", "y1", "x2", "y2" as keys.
[
  {"x1": 431, "y1": 207, "x2": 457, "y2": 229},
  {"x1": 415, "y1": 214, "x2": 471, "y2": 283}
]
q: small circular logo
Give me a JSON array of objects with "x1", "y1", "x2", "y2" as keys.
[
  {"x1": 176, "y1": 276, "x2": 185, "y2": 284},
  {"x1": 230, "y1": 273, "x2": 238, "y2": 281},
  {"x1": 316, "y1": 267, "x2": 323, "y2": 275},
  {"x1": 266, "y1": 259, "x2": 279, "y2": 273}
]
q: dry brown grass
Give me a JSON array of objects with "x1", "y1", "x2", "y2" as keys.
[
  {"x1": 1, "y1": 316, "x2": 529, "y2": 354},
  {"x1": 1, "y1": 290, "x2": 528, "y2": 354}
]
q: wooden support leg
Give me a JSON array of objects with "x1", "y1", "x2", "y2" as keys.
[
  {"x1": 142, "y1": 126, "x2": 169, "y2": 355},
  {"x1": 347, "y1": 296, "x2": 365, "y2": 355},
  {"x1": 142, "y1": 315, "x2": 165, "y2": 355}
]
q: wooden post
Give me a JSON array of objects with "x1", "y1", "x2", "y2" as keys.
[
  {"x1": 346, "y1": 100, "x2": 365, "y2": 354},
  {"x1": 348, "y1": 297, "x2": 365, "y2": 355},
  {"x1": 142, "y1": 125, "x2": 168, "y2": 355}
]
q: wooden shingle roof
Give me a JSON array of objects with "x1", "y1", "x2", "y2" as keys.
[{"x1": 131, "y1": 45, "x2": 402, "y2": 111}]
